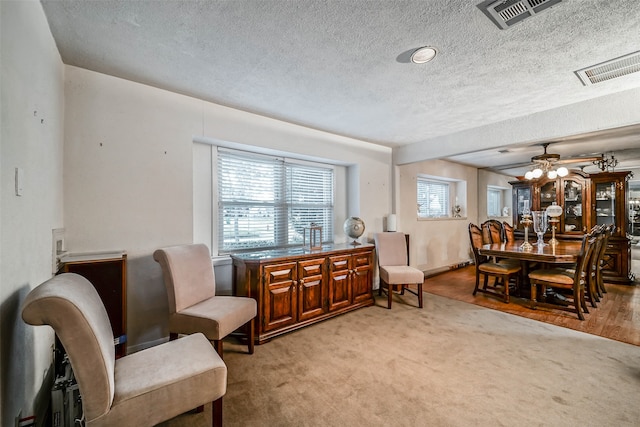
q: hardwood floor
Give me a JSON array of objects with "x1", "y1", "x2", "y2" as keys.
[{"x1": 424, "y1": 265, "x2": 640, "y2": 346}]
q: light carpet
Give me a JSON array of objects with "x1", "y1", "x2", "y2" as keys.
[{"x1": 161, "y1": 293, "x2": 640, "y2": 427}]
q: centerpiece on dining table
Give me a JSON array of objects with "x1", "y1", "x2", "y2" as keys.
[
  {"x1": 532, "y1": 210, "x2": 548, "y2": 247},
  {"x1": 520, "y1": 200, "x2": 533, "y2": 251}
]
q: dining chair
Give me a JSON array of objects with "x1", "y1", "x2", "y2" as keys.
[
  {"x1": 153, "y1": 243, "x2": 257, "y2": 358},
  {"x1": 374, "y1": 232, "x2": 424, "y2": 309},
  {"x1": 596, "y1": 224, "x2": 615, "y2": 296},
  {"x1": 528, "y1": 231, "x2": 597, "y2": 320},
  {"x1": 468, "y1": 223, "x2": 521, "y2": 303},
  {"x1": 22, "y1": 273, "x2": 227, "y2": 427},
  {"x1": 502, "y1": 221, "x2": 516, "y2": 244}
]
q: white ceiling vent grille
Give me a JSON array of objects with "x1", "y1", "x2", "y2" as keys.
[
  {"x1": 575, "y1": 51, "x2": 640, "y2": 86},
  {"x1": 479, "y1": 0, "x2": 563, "y2": 30}
]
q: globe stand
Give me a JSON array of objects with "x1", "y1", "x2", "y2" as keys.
[{"x1": 350, "y1": 239, "x2": 362, "y2": 246}]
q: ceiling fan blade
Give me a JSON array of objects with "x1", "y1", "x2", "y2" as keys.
[{"x1": 556, "y1": 156, "x2": 602, "y2": 164}]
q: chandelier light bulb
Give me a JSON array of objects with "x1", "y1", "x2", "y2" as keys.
[
  {"x1": 547, "y1": 169, "x2": 558, "y2": 179},
  {"x1": 556, "y1": 167, "x2": 569, "y2": 177},
  {"x1": 532, "y1": 168, "x2": 543, "y2": 178},
  {"x1": 525, "y1": 170, "x2": 534, "y2": 180}
]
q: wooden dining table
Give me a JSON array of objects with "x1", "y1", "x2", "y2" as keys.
[
  {"x1": 477, "y1": 239, "x2": 583, "y2": 299},
  {"x1": 478, "y1": 240, "x2": 582, "y2": 264}
]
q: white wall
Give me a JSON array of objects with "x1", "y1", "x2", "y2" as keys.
[
  {"x1": 395, "y1": 159, "x2": 478, "y2": 274},
  {"x1": 63, "y1": 66, "x2": 392, "y2": 352},
  {"x1": 0, "y1": 1, "x2": 65, "y2": 425}
]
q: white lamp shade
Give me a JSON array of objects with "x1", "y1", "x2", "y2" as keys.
[
  {"x1": 532, "y1": 168, "x2": 543, "y2": 178},
  {"x1": 547, "y1": 170, "x2": 558, "y2": 179},
  {"x1": 387, "y1": 214, "x2": 397, "y2": 232},
  {"x1": 557, "y1": 167, "x2": 569, "y2": 177},
  {"x1": 525, "y1": 171, "x2": 534, "y2": 180}
]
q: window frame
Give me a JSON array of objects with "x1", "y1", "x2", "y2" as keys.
[
  {"x1": 417, "y1": 176, "x2": 451, "y2": 219},
  {"x1": 217, "y1": 148, "x2": 335, "y2": 254}
]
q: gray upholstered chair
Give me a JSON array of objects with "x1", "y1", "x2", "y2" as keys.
[
  {"x1": 153, "y1": 243, "x2": 257, "y2": 357},
  {"x1": 374, "y1": 232, "x2": 425, "y2": 309},
  {"x1": 22, "y1": 273, "x2": 227, "y2": 427}
]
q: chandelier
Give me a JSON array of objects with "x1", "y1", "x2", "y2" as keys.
[
  {"x1": 593, "y1": 153, "x2": 618, "y2": 172},
  {"x1": 524, "y1": 161, "x2": 569, "y2": 180}
]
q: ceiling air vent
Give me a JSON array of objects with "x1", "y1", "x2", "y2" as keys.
[
  {"x1": 575, "y1": 50, "x2": 640, "y2": 86},
  {"x1": 478, "y1": 0, "x2": 563, "y2": 30}
]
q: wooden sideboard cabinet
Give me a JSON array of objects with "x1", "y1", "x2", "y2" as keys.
[
  {"x1": 232, "y1": 244, "x2": 374, "y2": 343},
  {"x1": 59, "y1": 251, "x2": 127, "y2": 357}
]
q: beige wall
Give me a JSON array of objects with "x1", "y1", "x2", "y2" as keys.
[
  {"x1": 63, "y1": 66, "x2": 392, "y2": 352},
  {"x1": 1, "y1": 1, "x2": 65, "y2": 425},
  {"x1": 395, "y1": 159, "x2": 478, "y2": 274}
]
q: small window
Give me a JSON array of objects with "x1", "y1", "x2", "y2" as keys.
[
  {"x1": 417, "y1": 177, "x2": 450, "y2": 218},
  {"x1": 487, "y1": 187, "x2": 502, "y2": 217}
]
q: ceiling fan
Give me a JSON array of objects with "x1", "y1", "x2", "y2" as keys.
[{"x1": 524, "y1": 143, "x2": 602, "y2": 180}]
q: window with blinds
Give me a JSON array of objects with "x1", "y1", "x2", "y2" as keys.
[
  {"x1": 417, "y1": 177, "x2": 450, "y2": 218},
  {"x1": 487, "y1": 187, "x2": 502, "y2": 217},
  {"x1": 217, "y1": 148, "x2": 334, "y2": 252}
]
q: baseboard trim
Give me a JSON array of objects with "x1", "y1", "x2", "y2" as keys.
[{"x1": 424, "y1": 260, "x2": 473, "y2": 279}]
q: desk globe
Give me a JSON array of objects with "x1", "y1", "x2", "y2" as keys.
[{"x1": 343, "y1": 217, "x2": 365, "y2": 245}]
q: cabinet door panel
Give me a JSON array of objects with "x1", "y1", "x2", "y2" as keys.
[
  {"x1": 263, "y1": 263, "x2": 297, "y2": 332},
  {"x1": 328, "y1": 255, "x2": 352, "y2": 311},
  {"x1": 297, "y1": 258, "x2": 326, "y2": 321},
  {"x1": 351, "y1": 252, "x2": 373, "y2": 304}
]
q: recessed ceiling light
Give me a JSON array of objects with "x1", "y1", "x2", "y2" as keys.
[{"x1": 411, "y1": 46, "x2": 437, "y2": 64}]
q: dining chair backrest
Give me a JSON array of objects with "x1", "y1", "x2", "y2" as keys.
[
  {"x1": 502, "y1": 222, "x2": 516, "y2": 244},
  {"x1": 468, "y1": 223, "x2": 488, "y2": 264},
  {"x1": 574, "y1": 231, "x2": 599, "y2": 289},
  {"x1": 484, "y1": 219, "x2": 504, "y2": 244}
]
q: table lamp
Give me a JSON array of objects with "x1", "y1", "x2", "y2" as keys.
[{"x1": 546, "y1": 202, "x2": 563, "y2": 245}]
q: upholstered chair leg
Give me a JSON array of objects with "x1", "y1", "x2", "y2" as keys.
[
  {"x1": 213, "y1": 339, "x2": 223, "y2": 358},
  {"x1": 169, "y1": 332, "x2": 179, "y2": 341},
  {"x1": 387, "y1": 283, "x2": 393, "y2": 309},
  {"x1": 212, "y1": 397, "x2": 223, "y2": 427},
  {"x1": 418, "y1": 282, "x2": 423, "y2": 308},
  {"x1": 247, "y1": 318, "x2": 255, "y2": 354}
]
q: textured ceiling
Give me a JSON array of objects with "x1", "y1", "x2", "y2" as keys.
[{"x1": 40, "y1": 0, "x2": 640, "y2": 173}]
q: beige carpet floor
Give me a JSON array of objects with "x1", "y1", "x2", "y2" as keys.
[{"x1": 161, "y1": 293, "x2": 640, "y2": 427}]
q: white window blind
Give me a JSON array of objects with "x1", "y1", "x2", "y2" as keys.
[
  {"x1": 417, "y1": 177, "x2": 450, "y2": 218},
  {"x1": 488, "y1": 188, "x2": 502, "y2": 217},
  {"x1": 218, "y1": 149, "x2": 334, "y2": 252}
]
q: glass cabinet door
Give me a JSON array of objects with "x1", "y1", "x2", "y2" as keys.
[
  {"x1": 514, "y1": 187, "x2": 531, "y2": 229},
  {"x1": 563, "y1": 179, "x2": 583, "y2": 233},
  {"x1": 539, "y1": 181, "x2": 557, "y2": 210},
  {"x1": 595, "y1": 181, "x2": 616, "y2": 227}
]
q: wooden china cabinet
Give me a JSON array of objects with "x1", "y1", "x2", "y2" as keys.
[{"x1": 510, "y1": 170, "x2": 633, "y2": 284}]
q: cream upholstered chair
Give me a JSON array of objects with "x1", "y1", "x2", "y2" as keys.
[
  {"x1": 374, "y1": 232, "x2": 424, "y2": 309},
  {"x1": 22, "y1": 273, "x2": 227, "y2": 427},
  {"x1": 153, "y1": 243, "x2": 257, "y2": 357}
]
